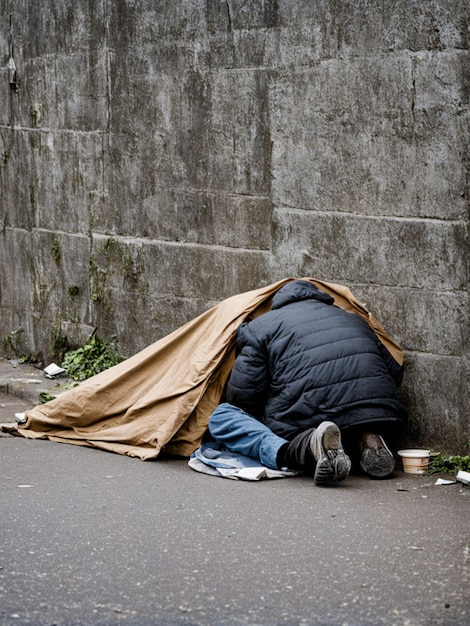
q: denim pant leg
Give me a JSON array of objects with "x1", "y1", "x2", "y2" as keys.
[{"x1": 208, "y1": 402, "x2": 288, "y2": 470}]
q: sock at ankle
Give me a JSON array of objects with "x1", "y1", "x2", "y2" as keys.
[{"x1": 276, "y1": 443, "x2": 289, "y2": 468}]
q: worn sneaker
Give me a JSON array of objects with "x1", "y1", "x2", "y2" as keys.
[
  {"x1": 360, "y1": 432, "x2": 395, "y2": 478},
  {"x1": 310, "y1": 421, "x2": 351, "y2": 486}
]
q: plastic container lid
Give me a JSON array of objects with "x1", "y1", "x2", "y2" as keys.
[{"x1": 397, "y1": 449, "x2": 431, "y2": 458}]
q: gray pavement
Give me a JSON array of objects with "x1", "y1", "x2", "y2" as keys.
[{"x1": 0, "y1": 357, "x2": 469, "y2": 626}]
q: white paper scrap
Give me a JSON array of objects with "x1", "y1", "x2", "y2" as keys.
[
  {"x1": 456, "y1": 470, "x2": 470, "y2": 485},
  {"x1": 44, "y1": 363, "x2": 66, "y2": 377},
  {"x1": 434, "y1": 478, "x2": 456, "y2": 486}
]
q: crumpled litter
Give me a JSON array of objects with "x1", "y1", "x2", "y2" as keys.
[
  {"x1": 456, "y1": 470, "x2": 470, "y2": 485},
  {"x1": 434, "y1": 471, "x2": 470, "y2": 486},
  {"x1": 189, "y1": 441, "x2": 298, "y2": 481}
]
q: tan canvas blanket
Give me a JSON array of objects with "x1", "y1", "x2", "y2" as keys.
[{"x1": 7, "y1": 278, "x2": 403, "y2": 460}]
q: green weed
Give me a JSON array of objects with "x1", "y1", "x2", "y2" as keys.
[
  {"x1": 61, "y1": 335, "x2": 124, "y2": 381},
  {"x1": 428, "y1": 453, "x2": 470, "y2": 475}
]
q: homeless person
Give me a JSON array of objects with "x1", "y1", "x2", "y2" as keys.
[{"x1": 208, "y1": 280, "x2": 408, "y2": 486}]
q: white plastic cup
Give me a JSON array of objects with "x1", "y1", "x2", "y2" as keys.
[{"x1": 397, "y1": 449, "x2": 431, "y2": 474}]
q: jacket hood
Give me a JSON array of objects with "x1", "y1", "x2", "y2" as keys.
[{"x1": 271, "y1": 280, "x2": 334, "y2": 310}]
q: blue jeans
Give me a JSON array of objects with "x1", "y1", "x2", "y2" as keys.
[{"x1": 208, "y1": 403, "x2": 288, "y2": 470}]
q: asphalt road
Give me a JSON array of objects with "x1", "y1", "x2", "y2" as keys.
[{"x1": 1, "y1": 392, "x2": 469, "y2": 626}]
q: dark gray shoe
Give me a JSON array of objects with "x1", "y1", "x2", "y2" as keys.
[{"x1": 360, "y1": 433, "x2": 395, "y2": 478}]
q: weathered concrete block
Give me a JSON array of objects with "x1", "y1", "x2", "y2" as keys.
[
  {"x1": 0, "y1": 129, "x2": 36, "y2": 230},
  {"x1": 409, "y1": 50, "x2": 469, "y2": 219},
  {"x1": 90, "y1": 234, "x2": 271, "y2": 299},
  {"x1": 8, "y1": 1, "x2": 107, "y2": 58},
  {"x1": 33, "y1": 131, "x2": 103, "y2": 233},
  {"x1": 93, "y1": 289, "x2": 217, "y2": 356},
  {"x1": 88, "y1": 234, "x2": 271, "y2": 354},
  {"x1": 30, "y1": 229, "x2": 91, "y2": 319},
  {"x1": 1, "y1": 228, "x2": 94, "y2": 360},
  {"x1": 4, "y1": 51, "x2": 107, "y2": 132},
  {"x1": 208, "y1": 69, "x2": 271, "y2": 195},
  {"x1": 413, "y1": 50, "x2": 468, "y2": 111},
  {"x1": 208, "y1": 0, "x2": 280, "y2": 32},
  {"x1": 275, "y1": 0, "x2": 468, "y2": 59},
  {"x1": 136, "y1": 189, "x2": 273, "y2": 249},
  {"x1": 351, "y1": 285, "x2": 469, "y2": 356},
  {"x1": 110, "y1": 0, "x2": 208, "y2": 44},
  {"x1": 400, "y1": 353, "x2": 470, "y2": 455},
  {"x1": 0, "y1": 228, "x2": 93, "y2": 360},
  {"x1": 1, "y1": 309, "x2": 38, "y2": 360},
  {"x1": 110, "y1": 65, "x2": 272, "y2": 197},
  {"x1": 0, "y1": 228, "x2": 35, "y2": 314},
  {"x1": 273, "y1": 209, "x2": 468, "y2": 290},
  {"x1": 0, "y1": 72, "x2": 17, "y2": 127},
  {"x1": 1, "y1": 128, "x2": 99, "y2": 233},
  {"x1": 270, "y1": 53, "x2": 469, "y2": 219},
  {"x1": 270, "y1": 57, "x2": 414, "y2": 215},
  {"x1": 110, "y1": 67, "x2": 211, "y2": 192}
]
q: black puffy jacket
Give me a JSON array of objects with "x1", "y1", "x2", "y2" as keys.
[{"x1": 226, "y1": 280, "x2": 408, "y2": 440}]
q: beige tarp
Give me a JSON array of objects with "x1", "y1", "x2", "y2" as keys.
[{"x1": 7, "y1": 278, "x2": 403, "y2": 460}]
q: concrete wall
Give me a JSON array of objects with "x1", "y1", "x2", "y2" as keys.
[{"x1": 0, "y1": 0, "x2": 468, "y2": 453}]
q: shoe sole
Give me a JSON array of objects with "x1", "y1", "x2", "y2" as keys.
[
  {"x1": 313, "y1": 456, "x2": 336, "y2": 485},
  {"x1": 360, "y1": 446, "x2": 395, "y2": 478},
  {"x1": 312, "y1": 422, "x2": 351, "y2": 486}
]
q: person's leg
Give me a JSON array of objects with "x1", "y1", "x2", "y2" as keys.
[
  {"x1": 279, "y1": 421, "x2": 351, "y2": 485},
  {"x1": 209, "y1": 404, "x2": 351, "y2": 484},
  {"x1": 208, "y1": 403, "x2": 288, "y2": 470}
]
